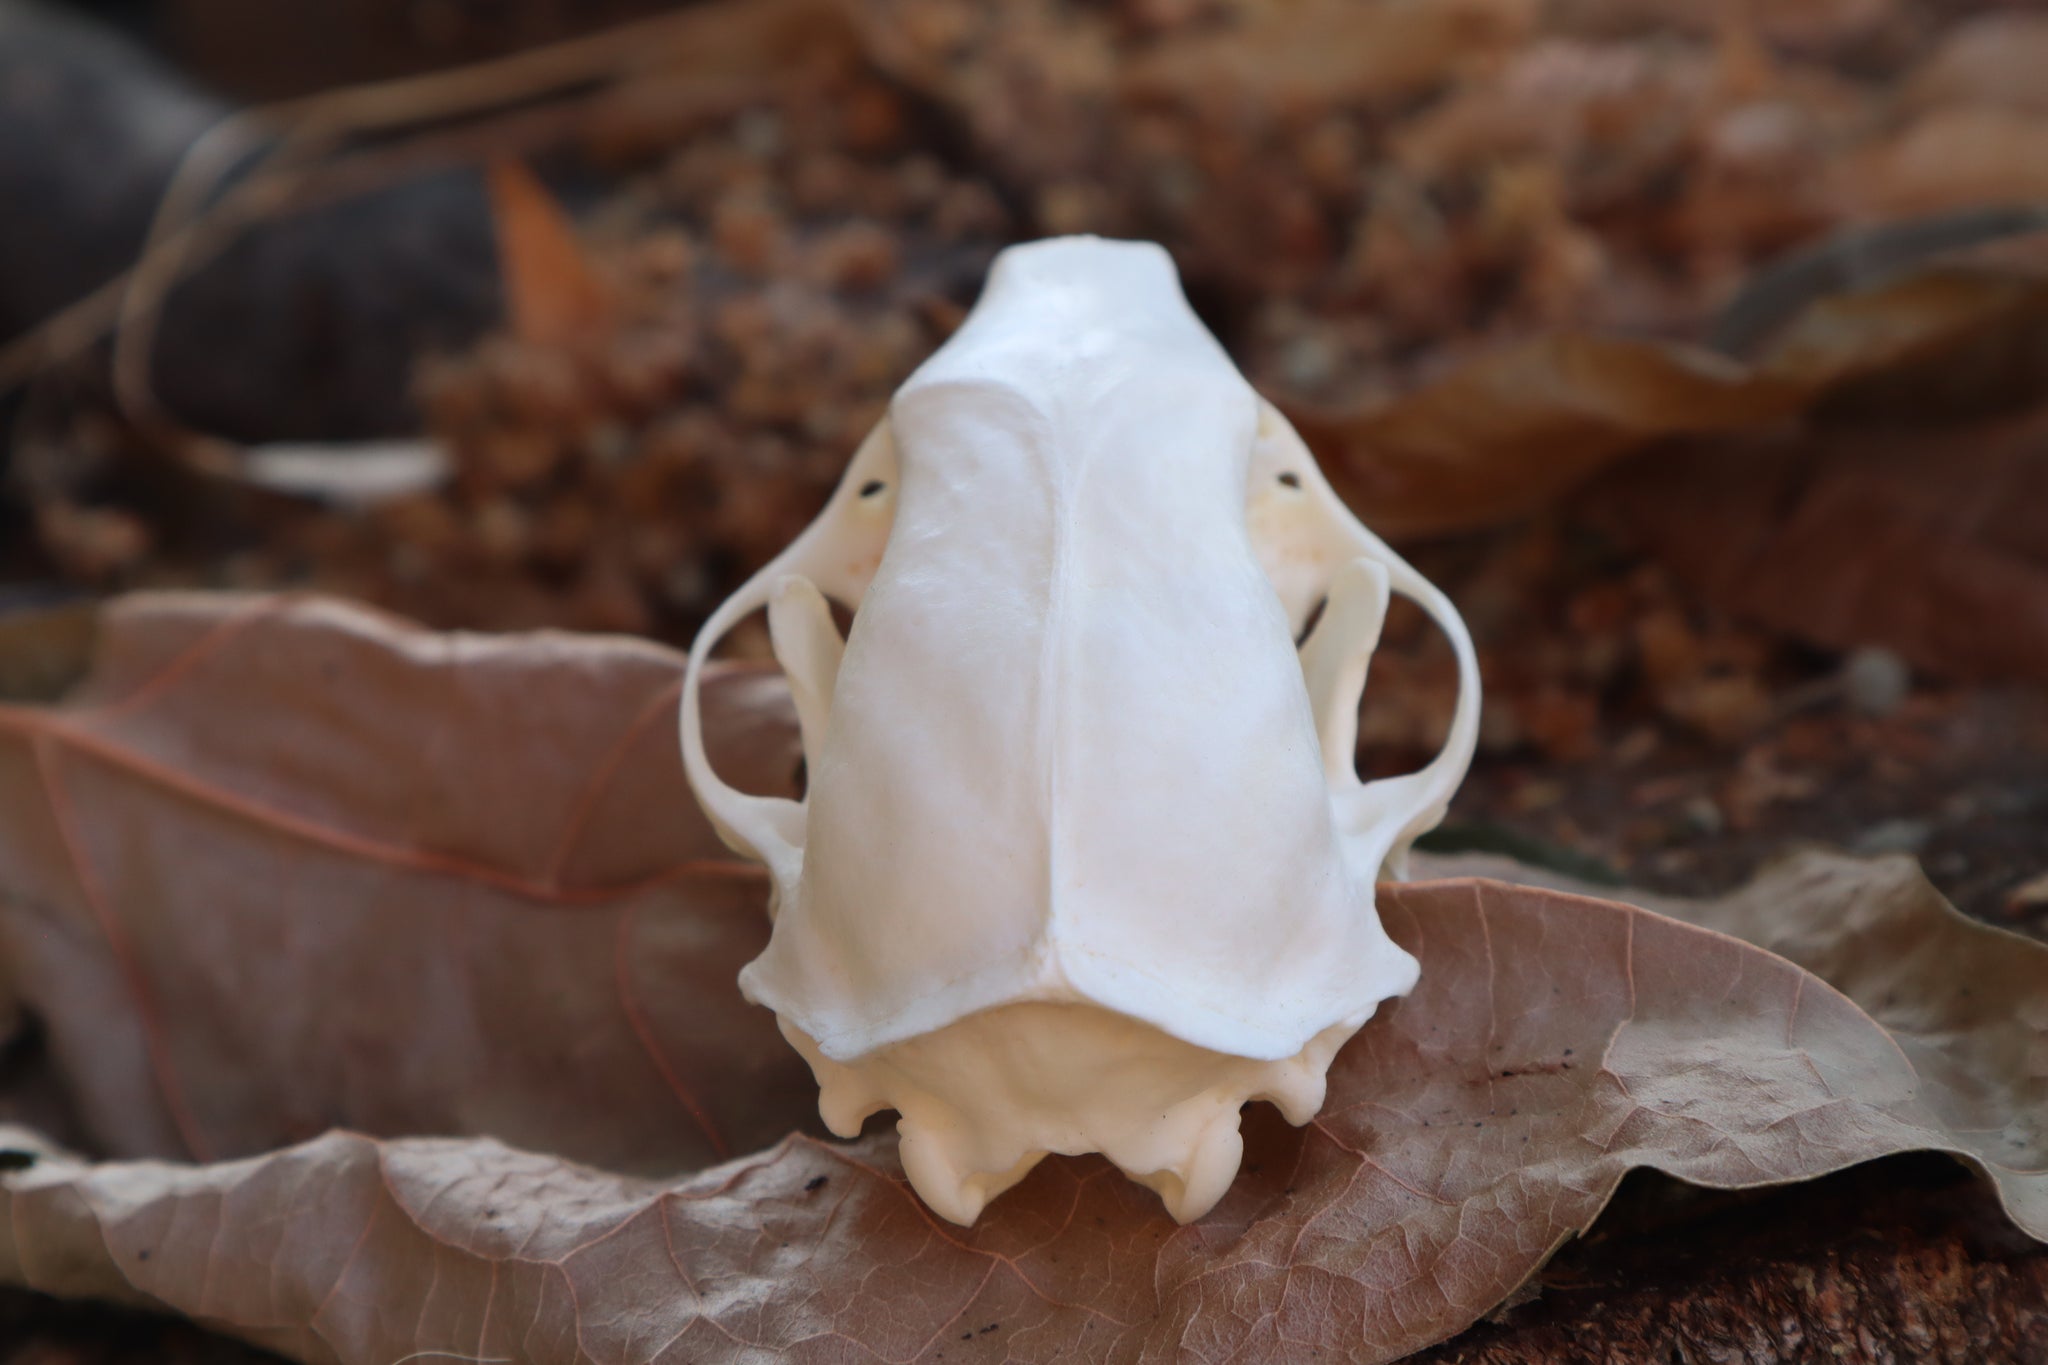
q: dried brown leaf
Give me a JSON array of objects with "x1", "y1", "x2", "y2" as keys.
[
  {"x1": 1839, "y1": 108, "x2": 2048, "y2": 219},
  {"x1": 1289, "y1": 263, "x2": 2048, "y2": 538},
  {"x1": 0, "y1": 593, "x2": 816, "y2": 1171},
  {"x1": 1121, "y1": 0, "x2": 1538, "y2": 113},
  {"x1": 1904, "y1": 13, "x2": 2048, "y2": 120},
  {"x1": 1287, "y1": 335, "x2": 1790, "y2": 538},
  {"x1": 1413, "y1": 848, "x2": 2048, "y2": 1234},
  {"x1": 488, "y1": 160, "x2": 612, "y2": 347},
  {"x1": 0, "y1": 596, "x2": 2041, "y2": 1364},
  {"x1": 1586, "y1": 407, "x2": 2048, "y2": 682}
]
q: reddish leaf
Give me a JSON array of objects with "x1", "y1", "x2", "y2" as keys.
[
  {"x1": 1586, "y1": 406, "x2": 2048, "y2": 682},
  {"x1": 488, "y1": 160, "x2": 612, "y2": 347},
  {"x1": 0, "y1": 593, "x2": 815, "y2": 1171},
  {"x1": 1289, "y1": 264, "x2": 2048, "y2": 537}
]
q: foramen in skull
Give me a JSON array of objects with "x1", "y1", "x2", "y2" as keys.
[{"x1": 681, "y1": 235, "x2": 1480, "y2": 1226}]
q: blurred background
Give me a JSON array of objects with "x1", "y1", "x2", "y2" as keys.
[{"x1": 1, "y1": 0, "x2": 2045, "y2": 922}]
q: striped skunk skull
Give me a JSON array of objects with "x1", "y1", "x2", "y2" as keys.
[{"x1": 681, "y1": 236, "x2": 1479, "y2": 1225}]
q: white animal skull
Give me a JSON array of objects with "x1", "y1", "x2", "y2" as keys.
[{"x1": 681, "y1": 236, "x2": 1479, "y2": 1225}]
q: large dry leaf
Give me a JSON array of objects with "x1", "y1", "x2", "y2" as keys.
[
  {"x1": 0, "y1": 593, "x2": 817, "y2": 1171},
  {"x1": 1585, "y1": 407, "x2": 2048, "y2": 682},
  {"x1": 1414, "y1": 849, "x2": 2048, "y2": 1236},
  {"x1": 1290, "y1": 263, "x2": 2048, "y2": 537},
  {"x1": 0, "y1": 595, "x2": 2042, "y2": 1363}
]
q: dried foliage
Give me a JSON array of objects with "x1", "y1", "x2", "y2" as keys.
[
  {"x1": 851, "y1": 1, "x2": 2048, "y2": 389},
  {"x1": 1587, "y1": 400, "x2": 2048, "y2": 683},
  {"x1": 0, "y1": 594, "x2": 811, "y2": 1170},
  {"x1": 20, "y1": 0, "x2": 2048, "y2": 687},
  {"x1": 0, "y1": 596, "x2": 2041, "y2": 1364},
  {"x1": 325, "y1": 52, "x2": 1010, "y2": 639},
  {"x1": 1289, "y1": 262, "x2": 2048, "y2": 538}
]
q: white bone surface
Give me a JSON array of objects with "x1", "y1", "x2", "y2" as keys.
[{"x1": 682, "y1": 236, "x2": 1480, "y2": 1224}]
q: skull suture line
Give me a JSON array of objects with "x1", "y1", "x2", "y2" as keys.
[{"x1": 682, "y1": 237, "x2": 1480, "y2": 1225}]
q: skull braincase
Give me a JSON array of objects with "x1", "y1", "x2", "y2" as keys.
[
  {"x1": 681, "y1": 236, "x2": 1479, "y2": 1225},
  {"x1": 748, "y1": 241, "x2": 1415, "y2": 1062}
]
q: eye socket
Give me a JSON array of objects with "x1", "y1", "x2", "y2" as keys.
[
  {"x1": 1277, "y1": 472, "x2": 1302, "y2": 489},
  {"x1": 1294, "y1": 594, "x2": 1328, "y2": 647},
  {"x1": 859, "y1": 479, "x2": 887, "y2": 498}
]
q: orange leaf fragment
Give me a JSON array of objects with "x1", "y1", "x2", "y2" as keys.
[{"x1": 487, "y1": 159, "x2": 612, "y2": 346}]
